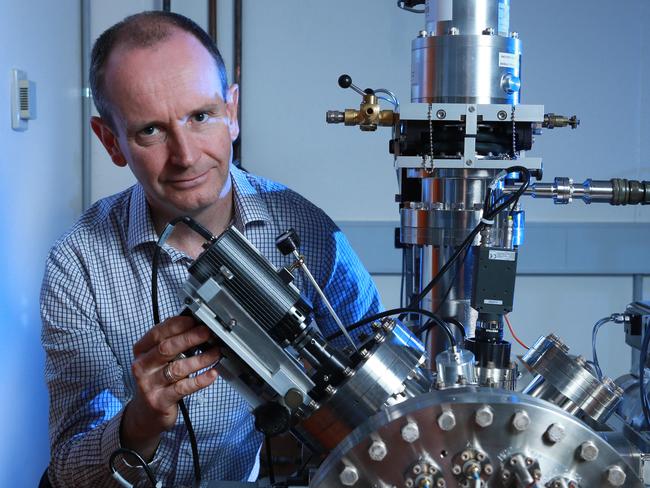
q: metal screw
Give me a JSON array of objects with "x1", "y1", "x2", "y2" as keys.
[
  {"x1": 418, "y1": 30, "x2": 428, "y2": 38},
  {"x1": 465, "y1": 159, "x2": 473, "y2": 167},
  {"x1": 497, "y1": 110, "x2": 508, "y2": 120},
  {"x1": 605, "y1": 465, "x2": 626, "y2": 486},
  {"x1": 436, "y1": 480, "x2": 445, "y2": 487},
  {"x1": 368, "y1": 439, "x2": 388, "y2": 461},
  {"x1": 482, "y1": 27, "x2": 495, "y2": 35},
  {"x1": 460, "y1": 451, "x2": 471, "y2": 461},
  {"x1": 484, "y1": 464, "x2": 493, "y2": 475},
  {"x1": 578, "y1": 441, "x2": 599, "y2": 462},
  {"x1": 510, "y1": 31, "x2": 519, "y2": 39},
  {"x1": 448, "y1": 27, "x2": 459, "y2": 35},
  {"x1": 359, "y1": 349, "x2": 369, "y2": 358},
  {"x1": 325, "y1": 385, "x2": 337, "y2": 395},
  {"x1": 437, "y1": 410, "x2": 456, "y2": 431},
  {"x1": 512, "y1": 410, "x2": 531, "y2": 431},
  {"x1": 412, "y1": 464, "x2": 422, "y2": 475},
  {"x1": 545, "y1": 423, "x2": 566, "y2": 443},
  {"x1": 452, "y1": 465, "x2": 462, "y2": 475},
  {"x1": 575, "y1": 355, "x2": 586, "y2": 367},
  {"x1": 405, "y1": 478, "x2": 414, "y2": 488},
  {"x1": 229, "y1": 318, "x2": 237, "y2": 328},
  {"x1": 339, "y1": 466, "x2": 359, "y2": 486},
  {"x1": 436, "y1": 109, "x2": 447, "y2": 119},
  {"x1": 401, "y1": 421, "x2": 420, "y2": 443},
  {"x1": 475, "y1": 405, "x2": 494, "y2": 427}
]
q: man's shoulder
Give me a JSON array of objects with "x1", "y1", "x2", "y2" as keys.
[
  {"x1": 50, "y1": 186, "x2": 134, "y2": 256},
  {"x1": 239, "y1": 168, "x2": 335, "y2": 227}
]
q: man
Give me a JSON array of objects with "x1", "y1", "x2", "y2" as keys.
[{"x1": 41, "y1": 11, "x2": 381, "y2": 487}]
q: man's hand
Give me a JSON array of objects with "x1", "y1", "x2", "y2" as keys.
[{"x1": 121, "y1": 315, "x2": 220, "y2": 460}]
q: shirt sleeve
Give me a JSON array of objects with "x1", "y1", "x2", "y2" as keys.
[
  {"x1": 311, "y1": 227, "x2": 383, "y2": 346},
  {"x1": 40, "y1": 242, "x2": 159, "y2": 487}
]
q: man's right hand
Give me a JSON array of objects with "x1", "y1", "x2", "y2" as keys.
[{"x1": 120, "y1": 315, "x2": 221, "y2": 460}]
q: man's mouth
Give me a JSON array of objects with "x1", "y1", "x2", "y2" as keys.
[{"x1": 167, "y1": 170, "x2": 210, "y2": 189}]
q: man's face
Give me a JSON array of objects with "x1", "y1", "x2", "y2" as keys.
[{"x1": 92, "y1": 30, "x2": 239, "y2": 222}]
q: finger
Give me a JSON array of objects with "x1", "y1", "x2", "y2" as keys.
[
  {"x1": 133, "y1": 326, "x2": 215, "y2": 383},
  {"x1": 157, "y1": 325, "x2": 214, "y2": 359},
  {"x1": 133, "y1": 315, "x2": 197, "y2": 355},
  {"x1": 171, "y1": 368, "x2": 219, "y2": 399},
  {"x1": 161, "y1": 347, "x2": 221, "y2": 386}
]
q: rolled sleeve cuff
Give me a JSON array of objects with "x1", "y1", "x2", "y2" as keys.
[{"x1": 101, "y1": 408, "x2": 163, "y2": 485}]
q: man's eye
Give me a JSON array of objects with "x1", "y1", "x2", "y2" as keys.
[
  {"x1": 140, "y1": 126, "x2": 159, "y2": 137},
  {"x1": 193, "y1": 112, "x2": 209, "y2": 123}
]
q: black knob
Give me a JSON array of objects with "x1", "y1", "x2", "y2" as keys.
[
  {"x1": 253, "y1": 402, "x2": 291, "y2": 436},
  {"x1": 276, "y1": 228, "x2": 301, "y2": 256},
  {"x1": 338, "y1": 74, "x2": 352, "y2": 89}
]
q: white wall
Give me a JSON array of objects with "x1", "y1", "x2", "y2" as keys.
[{"x1": 0, "y1": 1, "x2": 82, "y2": 486}]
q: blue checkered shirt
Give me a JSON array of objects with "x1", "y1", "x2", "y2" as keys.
[{"x1": 40, "y1": 165, "x2": 382, "y2": 487}]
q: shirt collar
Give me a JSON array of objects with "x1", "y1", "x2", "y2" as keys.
[
  {"x1": 126, "y1": 164, "x2": 271, "y2": 252},
  {"x1": 230, "y1": 164, "x2": 271, "y2": 226},
  {"x1": 127, "y1": 184, "x2": 159, "y2": 251}
]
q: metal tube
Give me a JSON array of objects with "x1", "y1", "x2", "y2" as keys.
[
  {"x1": 233, "y1": 0, "x2": 242, "y2": 164},
  {"x1": 208, "y1": 0, "x2": 217, "y2": 41},
  {"x1": 81, "y1": 0, "x2": 92, "y2": 210},
  {"x1": 291, "y1": 250, "x2": 357, "y2": 351}
]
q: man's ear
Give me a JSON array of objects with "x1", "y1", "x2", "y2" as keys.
[
  {"x1": 90, "y1": 116, "x2": 127, "y2": 167},
  {"x1": 225, "y1": 84, "x2": 240, "y2": 142}
]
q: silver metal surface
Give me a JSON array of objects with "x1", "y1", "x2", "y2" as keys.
[
  {"x1": 311, "y1": 388, "x2": 644, "y2": 488},
  {"x1": 435, "y1": 346, "x2": 478, "y2": 388},
  {"x1": 411, "y1": 32, "x2": 521, "y2": 104},
  {"x1": 522, "y1": 334, "x2": 623, "y2": 422},
  {"x1": 425, "y1": 0, "x2": 509, "y2": 38},
  {"x1": 179, "y1": 275, "x2": 316, "y2": 411},
  {"x1": 414, "y1": 0, "x2": 519, "y2": 104},
  {"x1": 476, "y1": 363, "x2": 518, "y2": 390}
]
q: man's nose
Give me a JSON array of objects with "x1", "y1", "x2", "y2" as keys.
[{"x1": 168, "y1": 126, "x2": 199, "y2": 167}]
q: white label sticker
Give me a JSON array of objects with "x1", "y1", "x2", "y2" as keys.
[
  {"x1": 499, "y1": 52, "x2": 518, "y2": 69},
  {"x1": 484, "y1": 299, "x2": 504, "y2": 305},
  {"x1": 489, "y1": 250, "x2": 516, "y2": 261}
]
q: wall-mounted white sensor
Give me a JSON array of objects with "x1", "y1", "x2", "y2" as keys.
[{"x1": 11, "y1": 69, "x2": 37, "y2": 131}]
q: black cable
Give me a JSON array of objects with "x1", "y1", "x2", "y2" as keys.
[
  {"x1": 109, "y1": 447, "x2": 159, "y2": 487},
  {"x1": 264, "y1": 435, "x2": 276, "y2": 485},
  {"x1": 326, "y1": 307, "x2": 456, "y2": 346},
  {"x1": 150, "y1": 215, "x2": 215, "y2": 485},
  {"x1": 406, "y1": 166, "x2": 531, "y2": 311}
]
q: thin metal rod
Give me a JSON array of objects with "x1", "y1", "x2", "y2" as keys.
[
  {"x1": 81, "y1": 0, "x2": 92, "y2": 210},
  {"x1": 233, "y1": 0, "x2": 242, "y2": 164},
  {"x1": 162, "y1": 0, "x2": 171, "y2": 12},
  {"x1": 633, "y1": 274, "x2": 644, "y2": 302},
  {"x1": 208, "y1": 0, "x2": 217, "y2": 41},
  {"x1": 292, "y1": 251, "x2": 357, "y2": 350}
]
